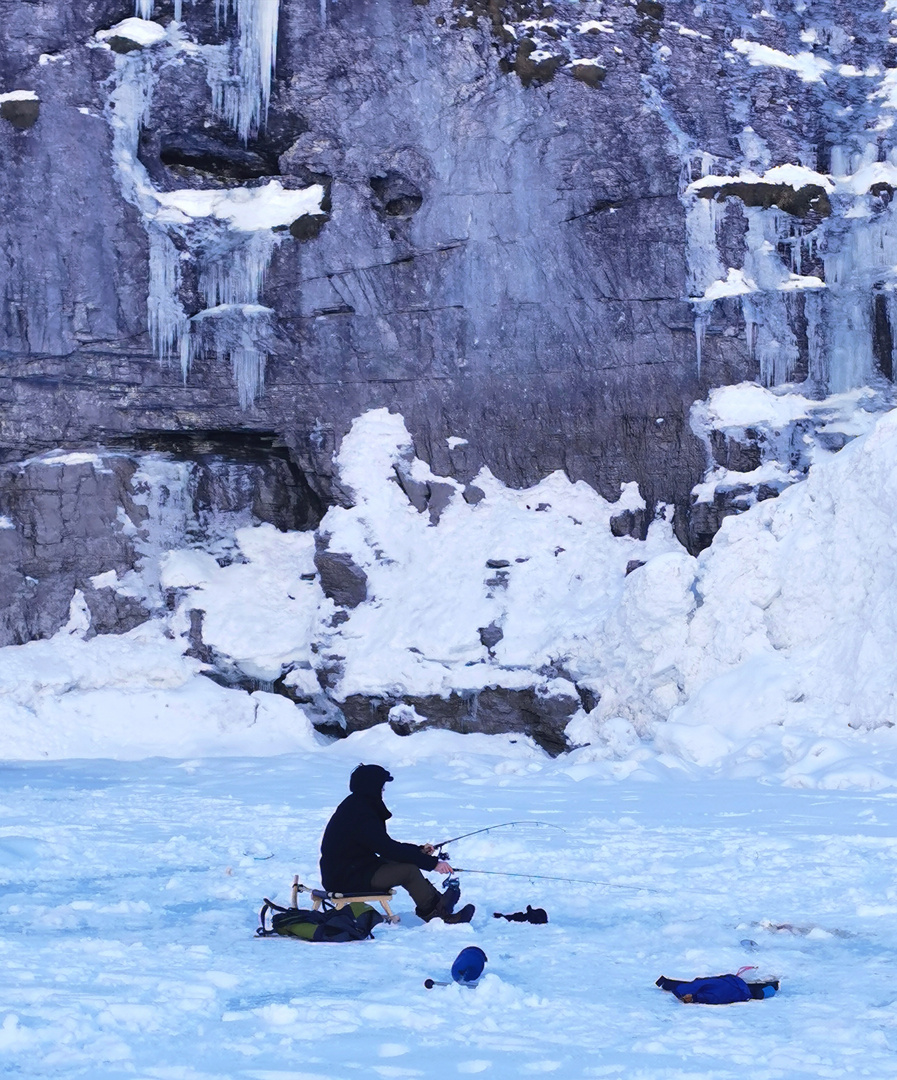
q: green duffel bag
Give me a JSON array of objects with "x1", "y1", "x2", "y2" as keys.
[{"x1": 257, "y1": 900, "x2": 383, "y2": 941}]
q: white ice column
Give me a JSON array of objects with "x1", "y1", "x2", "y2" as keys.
[
  {"x1": 209, "y1": 0, "x2": 280, "y2": 140},
  {"x1": 197, "y1": 231, "x2": 276, "y2": 308},
  {"x1": 147, "y1": 231, "x2": 191, "y2": 366},
  {"x1": 822, "y1": 291, "x2": 874, "y2": 393},
  {"x1": 685, "y1": 196, "x2": 726, "y2": 374},
  {"x1": 192, "y1": 232, "x2": 280, "y2": 406},
  {"x1": 820, "y1": 203, "x2": 897, "y2": 391},
  {"x1": 741, "y1": 292, "x2": 801, "y2": 387},
  {"x1": 685, "y1": 197, "x2": 725, "y2": 299}
]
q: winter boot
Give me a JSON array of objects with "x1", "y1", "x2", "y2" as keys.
[
  {"x1": 440, "y1": 903, "x2": 475, "y2": 924},
  {"x1": 416, "y1": 894, "x2": 475, "y2": 924}
]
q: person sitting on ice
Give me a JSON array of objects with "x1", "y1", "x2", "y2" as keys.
[{"x1": 320, "y1": 763, "x2": 475, "y2": 924}]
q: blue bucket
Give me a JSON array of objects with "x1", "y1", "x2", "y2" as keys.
[{"x1": 451, "y1": 946, "x2": 488, "y2": 984}]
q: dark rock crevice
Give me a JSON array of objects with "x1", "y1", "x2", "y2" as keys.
[
  {"x1": 696, "y1": 182, "x2": 832, "y2": 221},
  {"x1": 101, "y1": 429, "x2": 324, "y2": 533},
  {"x1": 0, "y1": 96, "x2": 39, "y2": 130},
  {"x1": 339, "y1": 684, "x2": 579, "y2": 756}
]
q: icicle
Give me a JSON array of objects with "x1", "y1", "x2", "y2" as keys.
[
  {"x1": 148, "y1": 232, "x2": 191, "y2": 364},
  {"x1": 742, "y1": 297, "x2": 756, "y2": 364},
  {"x1": 685, "y1": 197, "x2": 726, "y2": 298},
  {"x1": 804, "y1": 289, "x2": 827, "y2": 388},
  {"x1": 231, "y1": 337, "x2": 266, "y2": 409},
  {"x1": 824, "y1": 291, "x2": 874, "y2": 393},
  {"x1": 694, "y1": 308, "x2": 708, "y2": 377},
  {"x1": 207, "y1": 0, "x2": 280, "y2": 141},
  {"x1": 197, "y1": 232, "x2": 276, "y2": 308},
  {"x1": 190, "y1": 302, "x2": 275, "y2": 407},
  {"x1": 742, "y1": 208, "x2": 789, "y2": 291},
  {"x1": 741, "y1": 292, "x2": 801, "y2": 388},
  {"x1": 135, "y1": 0, "x2": 154, "y2": 18},
  {"x1": 830, "y1": 145, "x2": 852, "y2": 177},
  {"x1": 179, "y1": 326, "x2": 194, "y2": 383},
  {"x1": 708, "y1": 196, "x2": 720, "y2": 235}
]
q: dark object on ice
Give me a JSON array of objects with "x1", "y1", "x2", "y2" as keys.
[
  {"x1": 478, "y1": 622, "x2": 504, "y2": 649},
  {"x1": 493, "y1": 905, "x2": 548, "y2": 924},
  {"x1": 740, "y1": 939, "x2": 759, "y2": 950},
  {"x1": 452, "y1": 946, "x2": 488, "y2": 984},
  {"x1": 256, "y1": 898, "x2": 383, "y2": 941},
  {"x1": 420, "y1": 901, "x2": 476, "y2": 924},
  {"x1": 656, "y1": 973, "x2": 779, "y2": 1003},
  {"x1": 424, "y1": 978, "x2": 450, "y2": 989}
]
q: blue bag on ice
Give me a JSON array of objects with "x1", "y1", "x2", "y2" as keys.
[
  {"x1": 655, "y1": 970, "x2": 777, "y2": 1004},
  {"x1": 666, "y1": 974, "x2": 752, "y2": 1004}
]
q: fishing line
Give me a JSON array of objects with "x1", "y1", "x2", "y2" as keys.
[{"x1": 451, "y1": 867, "x2": 662, "y2": 893}]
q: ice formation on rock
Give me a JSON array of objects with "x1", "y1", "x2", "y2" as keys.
[
  {"x1": 208, "y1": 0, "x2": 280, "y2": 142},
  {"x1": 683, "y1": 146, "x2": 897, "y2": 399},
  {"x1": 103, "y1": 3, "x2": 319, "y2": 406},
  {"x1": 134, "y1": 0, "x2": 278, "y2": 140}
]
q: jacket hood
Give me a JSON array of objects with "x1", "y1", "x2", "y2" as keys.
[{"x1": 349, "y1": 764, "x2": 394, "y2": 799}]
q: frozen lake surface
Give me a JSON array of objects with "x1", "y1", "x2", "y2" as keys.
[{"x1": 2, "y1": 732, "x2": 896, "y2": 1078}]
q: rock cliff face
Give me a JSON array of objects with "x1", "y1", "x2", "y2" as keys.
[{"x1": 2, "y1": 0, "x2": 897, "y2": 744}]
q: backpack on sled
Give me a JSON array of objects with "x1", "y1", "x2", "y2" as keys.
[{"x1": 257, "y1": 898, "x2": 384, "y2": 942}]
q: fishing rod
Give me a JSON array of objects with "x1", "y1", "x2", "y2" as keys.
[
  {"x1": 433, "y1": 821, "x2": 566, "y2": 852},
  {"x1": 450, "y1": 867, "x2": 661, "y2": 893}
]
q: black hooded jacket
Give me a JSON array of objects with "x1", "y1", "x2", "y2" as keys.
[{"x1": 319, "y1": 764, "x2": 439, "y2": 892}]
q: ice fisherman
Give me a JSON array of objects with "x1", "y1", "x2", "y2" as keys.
[{"x1": 320, "y1": 764, "x2": 475, "y2": 924}]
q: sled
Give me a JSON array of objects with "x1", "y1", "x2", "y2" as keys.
[{"x1": 291, "y1": 875, "x2": 400, "y2": 924}]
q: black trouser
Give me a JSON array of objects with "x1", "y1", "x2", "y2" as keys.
[{"x1": 371, "y1": 862, "x2": 439, "y2": 912}]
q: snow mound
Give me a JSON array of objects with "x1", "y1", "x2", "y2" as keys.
[
  {"x1": 579, "y1": 405, "x2": 897, "y2": 786},
  {"x1": 320, "y1": 409, "x2": 678, "y2": 701},
  {"x1": 97, "y1": 18, "x2": 168, "y2": 48},
  {"x1": 0, "y1": 621, "x2": 320, "y2": 760}
]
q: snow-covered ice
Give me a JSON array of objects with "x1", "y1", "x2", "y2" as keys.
[
  {"x1": 154, "y1": 181, "x2": 324, "y2": 232},
  {"x1": 0, "y1": 90, "x2": 39, "y2": 104},
  {"x1": 3, "y1": 738, "x2": 897, "y2": 1078},
  {"x1": 729, "y1": 39, "x2": 832, "y2": 83},
  {"x1": 4, "y1": 396, "x2": 897, "y2": 1070}
]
